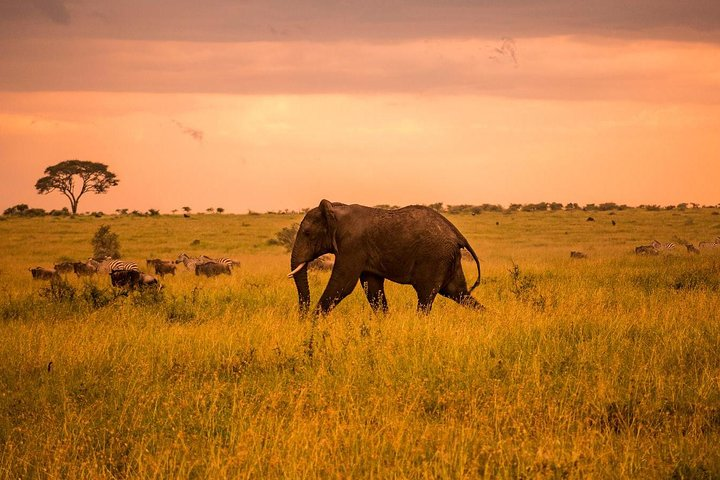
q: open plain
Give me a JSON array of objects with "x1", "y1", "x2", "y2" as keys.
[{"x1": 1, "y1": 208, "x2": 719, "y2": 478}]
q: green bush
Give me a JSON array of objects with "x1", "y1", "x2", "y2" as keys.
[
  {"x1": 268, "y1": 223, "x2": 299, "y2": 252},
  {"x1": 92, "y1": 224, "x2": 121, "y2": 259}
]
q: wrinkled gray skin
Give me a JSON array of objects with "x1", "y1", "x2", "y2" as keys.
[{"x1": 290, "y1": 200, "x2": 483, "y2": 315}]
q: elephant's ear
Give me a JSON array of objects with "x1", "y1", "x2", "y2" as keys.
[{"x1": 319, "y1": 199, "x2": 338, "y2": 252}]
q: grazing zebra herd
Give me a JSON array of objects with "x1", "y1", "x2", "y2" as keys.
[
  {"x1": 635, "y1": 237, "x2": 720, "y2": 256},
  {"x1": 27, "y1": 236, "x2": 719, "y2": 286},
  {"x1": 28, "y1": 253, "x2": 241, "y2": 289}
]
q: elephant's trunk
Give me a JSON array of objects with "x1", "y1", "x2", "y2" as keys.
[{"x1": 290, "y1": 254, "x2": 310, "y2": 315}]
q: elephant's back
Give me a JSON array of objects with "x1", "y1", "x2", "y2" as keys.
[{"x1": 383, "y1": 205, "x2": 464, "y2": 238}]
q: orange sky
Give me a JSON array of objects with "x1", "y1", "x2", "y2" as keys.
[{"x1": 1, "y1": 1, "x2": 719, "y2": 212}]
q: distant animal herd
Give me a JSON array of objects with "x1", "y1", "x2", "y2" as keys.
[
  {"x1": 28, "y1": 254, "x2": 240, "y2": 289},
  {"x1": 569, "y1": 237, "x2": 719, "y2": 259},
  {"x1": 28, "y1": 253, "x2": 336, "y2": 290},
  {"x1": 29, "y1": 235, "x2": 720, "y2": 289},
  {"x1": 632, "y1": 237, "x2": 720, "y2": 256}
]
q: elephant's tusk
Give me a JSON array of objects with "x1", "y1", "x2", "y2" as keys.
[{"x1": 287, "y1": 262, "x2": 307, "y2": 278}]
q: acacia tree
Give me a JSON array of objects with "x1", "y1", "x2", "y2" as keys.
[{"x1": 35, "y1": 160, "x2": 119, "y2": 215}]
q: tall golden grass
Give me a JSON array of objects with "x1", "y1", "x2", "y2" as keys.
[{"x1": 0, "y1": 209, "x2": 719, "y2": 478}]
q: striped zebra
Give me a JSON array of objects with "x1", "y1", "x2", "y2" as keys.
[
  {"x1": 90, "y1": 257, "x2": 139, "y2": 273},
  {"x1": 651, "y1": 240, "x2": 676, "y2": 251},
  {"x1": 699, "y1": 237, "x2": 720, "y2": 249},
  {"x1": 199, "y1": 255, "x2": 239, "y2": 269},
  {"x1": 176, "y1": 253, "x2": 205, "y2": 270},
  {"x1": 106, "y1": 259, "x2": 140, "y2": 272}
]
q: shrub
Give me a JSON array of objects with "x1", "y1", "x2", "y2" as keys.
[
  {"x1": 132, "y1": 288, "x2": 164, "y2": 307},
  {"x1": 268, "y1": 224, "x2": 299, "y2": 252},
  {"x1": 4, "y1": 204, "x2": 29, "y2": 215},
  {"x1": 673, "y1": 265, "x2": 720, "y2": 291},
  {"x1": 39, "y1": 277, "x2": 76, "y2": 302},
  {"x1": 3, "y1": 204, "x2": 46, "y2": 217},
  {"x1": 49, "y1": 207, "x2": 70, "y2": 216},
  {"x1": 641, "y1": 204, "x2": 662, "y2": 211},
  {"x1": 92, "y1": 224, "x2": 121, "y2": 259},
  {"x1": 80, "y1": 283, "x2": 116, "y2": 309},
  {"x1": 508, "y1": 263, "x2": 547, "y2": 311}
]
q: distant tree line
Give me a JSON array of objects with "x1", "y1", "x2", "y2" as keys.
[
  {"x1": 3, "y1": 204, "x2": 70, "y2": 217},
  {"x1": 373, "y1": 202, "x2": 719, "y2": 213},
  {"x1": 4, "y1": 202, "x2": 719, "y2": 218},
  {"x1": 2, "y1": 205, "x2": 227, "y2": 218}
]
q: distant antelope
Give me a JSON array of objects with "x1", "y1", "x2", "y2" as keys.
[
  {"x1": 698, "y1": 237, "x2": 720, "y2": 249},
  {"x1": 111, "y1": 270, "x2": 161, "y2": 290},
  {"x1": 29, "y1": 267, "x2": 58, "y2": 280},
  {"x1": 146, "y1": 258, "x2": 163, "y2": 268},
  {"x1": 73, "y1": 261, "x2": 97, "y2": 277},
  {"x1": 686, "y1": 244, "x2": 700, "y2": 255},
  {"x1": 635, "y1": 245, "x2": 659, "y2": 255},
  {"x1": 570, "y1": 251, "x2": 587, "y2": 259},
  {"x1": 54, "y1": 262, "x2": 74, "y2": 274},
  {"x1": 195, "y1": 261, "x2": 231, "y2": 277}
]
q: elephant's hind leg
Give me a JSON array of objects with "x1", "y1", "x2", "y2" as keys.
[
  {"x1": 413, "y1": 285, "x2": 439, "y2": 314},
  {"x1": 360, "y1": 272, "x2": 388, "y2": 313}
]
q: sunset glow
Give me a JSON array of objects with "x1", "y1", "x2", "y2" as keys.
[{"x1": 1, "y1": 1, "x2": 719, "y2": 212}]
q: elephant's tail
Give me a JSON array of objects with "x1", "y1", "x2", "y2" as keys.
[{"x1": 463, "y1": 242, "x2": 482, "y2": 293}]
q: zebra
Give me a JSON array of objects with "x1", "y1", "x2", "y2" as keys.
[
  {"x1": 176, "y1": 253, "x2": 206, "y2": 270},
  {"x1": 651, "y1": 240, "x2": 676, "y2": 251},
  {"x1": 199, "y1": 255, "x2": 239, "y2": 270},
  {"x1": 106, "y1": 259, "x2": 140, "y2": 272},
  {"x1": 698, "y1": 237, "x2": 720, "y2": 249},
  {"x1": 91, "y1": 256, "x2": 139, "y2": 273}
]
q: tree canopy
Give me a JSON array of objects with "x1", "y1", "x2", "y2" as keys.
[{"x1": 35, "y1": 160, "x2": 119, "y2": 214}]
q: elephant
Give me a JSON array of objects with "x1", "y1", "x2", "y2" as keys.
[{"x1": 288, "y1": 200, "x2": 484, "y2": 315}]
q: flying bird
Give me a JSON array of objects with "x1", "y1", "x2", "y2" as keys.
[{"x1": 489, "y1": 37, "x2": 519, "y2": 66}]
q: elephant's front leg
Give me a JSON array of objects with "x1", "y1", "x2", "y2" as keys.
[
  {"x1": 360, "y1": 272, "x2": 388, "y2": 313},
  {"x1": 315, "y1": 258, "x2": 363, "y2": 315}
]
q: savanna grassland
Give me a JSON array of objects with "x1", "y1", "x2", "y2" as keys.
[{"x1": 1, "y1": 208, "x2": 719, "y2": 479}]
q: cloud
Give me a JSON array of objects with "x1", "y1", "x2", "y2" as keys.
[
  {"x1": 2, "y1": 1, "x2": 719, "y2": 43},
  {"x1": 31, "y1": 0, "x2": 70, "y2": 25},
  {"x1": 1, "y1": 36, "x2": 718, "y2": 104},
  {"x1": 172, "y1": 119, "x2": 204, "y2": 142}
]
